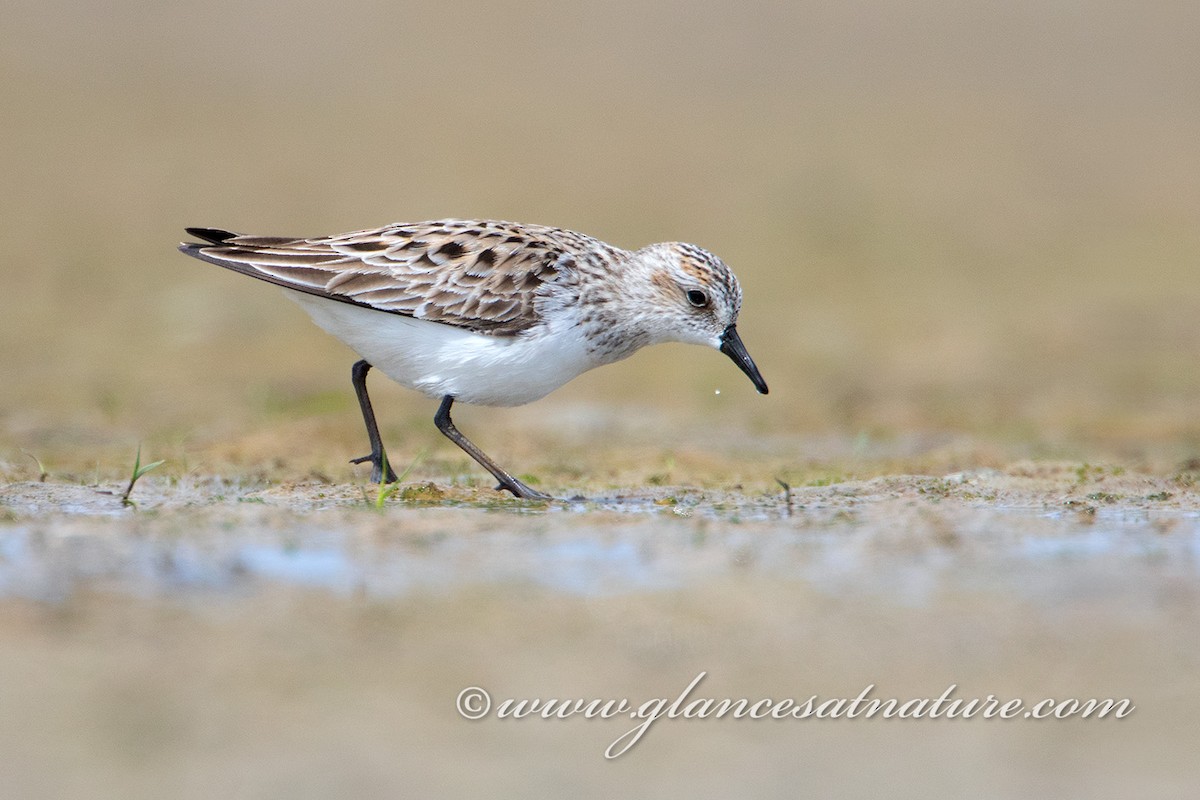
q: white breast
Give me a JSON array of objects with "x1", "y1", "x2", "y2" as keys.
[{"x1": 285, "y1": 290, "x2": 597, "y2": 406}]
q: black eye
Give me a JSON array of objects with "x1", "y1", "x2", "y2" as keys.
[{"x1": 686, "y1": 289, "x2": 709, "y2": 308}]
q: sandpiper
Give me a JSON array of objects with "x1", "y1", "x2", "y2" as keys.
[{"x1": 179, "y1": 219, "x2": 767, "y2": 499}]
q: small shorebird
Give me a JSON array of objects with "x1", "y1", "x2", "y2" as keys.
[{"x1": 179, "y1": 220, "x2": 768, "y2": 499}]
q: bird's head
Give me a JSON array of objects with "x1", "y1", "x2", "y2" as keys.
[{"x1": 627, "y1": 242, "x2": 768, "y2": 395}]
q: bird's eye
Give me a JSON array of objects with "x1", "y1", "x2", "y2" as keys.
[{"x1": 686, "y1": 289, "x2": 709, "y2": 308}]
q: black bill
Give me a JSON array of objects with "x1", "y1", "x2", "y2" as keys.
[{"x1": 719, "y1": 325, "x2": 769, "y2": 395}]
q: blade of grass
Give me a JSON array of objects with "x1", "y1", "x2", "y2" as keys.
[
  {"x1": 21, "y1": 449, "x2": 48, "y2": 482},
  {"x1": 120, "y1": 444, "x2": 165, "y2": 507},
  {"x1": 374, "y1": 448, "x2": 427, "y2": 509}
]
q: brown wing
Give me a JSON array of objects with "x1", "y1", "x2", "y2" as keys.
[{"x1": 178, "y1": 219, "x2": 615, "y2": 335}]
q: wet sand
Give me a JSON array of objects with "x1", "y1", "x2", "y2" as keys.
[{"x1": 2, "y1": 471, "x2": 1198, "y2": 798}]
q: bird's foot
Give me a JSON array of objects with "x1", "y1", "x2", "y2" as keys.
[
  {"x1": 495, "y1": 478, "x2": 552, "y2": 501},
  {"x1": 351, "y1": 451, "x2": 398, "y2": 484}
]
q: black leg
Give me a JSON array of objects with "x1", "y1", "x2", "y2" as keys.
[
  {"x1": 434, "y1": 395, "x2": 550, "y2": 500},
  {"x1": 349, "y1": 360, "x2": 398, "y2": 483}
]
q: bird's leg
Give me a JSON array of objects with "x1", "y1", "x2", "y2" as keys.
[
  {"x1": 349, "y1": 360, "x2": 398, "y2": 483},
  {"x1": 434, "y1": 395, "x2": 550, "y2": 500}
]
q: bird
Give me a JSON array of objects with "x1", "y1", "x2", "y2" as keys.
[{"x1": 178, "y1": 219, "x2": 768, "y2": 499}]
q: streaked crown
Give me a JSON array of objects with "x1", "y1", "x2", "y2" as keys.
[{"x1": 623, "y1": 241, "x2": 745, "y2": 349}]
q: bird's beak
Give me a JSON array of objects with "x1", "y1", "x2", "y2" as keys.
[{"x1": 719, "y1": 324, "x2": 768, "y2": 395}]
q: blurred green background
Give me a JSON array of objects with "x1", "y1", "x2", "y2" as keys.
[{"x1": 4, "y1": 0, "x2": 1200, "y2": 481}]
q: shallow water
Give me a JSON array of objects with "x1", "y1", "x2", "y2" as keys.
[
  {"x1": 2, "y1": 480, "x2": 1199, "y2": 799},
  {"x1": 2, "y1": 501, "x2": 1198, "y2": 603}
]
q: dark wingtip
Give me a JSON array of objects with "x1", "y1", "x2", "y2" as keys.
[{"x1": 184, "y1": 227, "x2": 238, "y2": 245}]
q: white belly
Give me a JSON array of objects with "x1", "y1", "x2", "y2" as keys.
[{"x1": 285, "y1": 290, "x2": 597, "y2": 406}]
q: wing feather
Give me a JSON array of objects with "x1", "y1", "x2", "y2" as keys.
[{"x1": 179, "y1": 219, "x2": 621, "y2": 335}]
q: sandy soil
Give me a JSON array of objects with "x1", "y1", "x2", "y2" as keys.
[{"x1": 2, "y1": 468, "x2": 1198, "y2": 798}]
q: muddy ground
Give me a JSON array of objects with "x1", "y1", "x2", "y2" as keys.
[{"x1": 1, "y1": 466, "x2": 1198, "y2": 798}]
